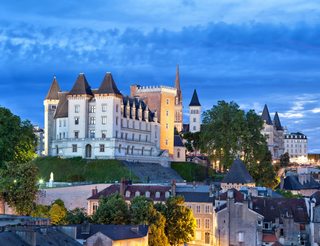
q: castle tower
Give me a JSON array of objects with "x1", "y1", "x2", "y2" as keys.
[
  {"x1": 189, "y1": 89, "x2": 201, "y2": 133},
  {"x1": 44, "y1": 76, "x2": 60, "y2": 155},
  {"x1": 174, "y1": 65, "x2": 183, "y2": 132}
]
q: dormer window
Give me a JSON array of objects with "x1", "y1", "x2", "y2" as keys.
[
  {"x1": 155, "y1": 192, "x2": 160, "y2": 198},
  {"x1": 145, "y1": 191, "x2": 150, "y2": 198},
  {"x1": 125, "y1": 191, "x2": 131, "y2": 198},
  {"x1": 135, "y1": 191, "x2": 140, "y2": 197},
  {"x1": 165, "y1": 191, "x2": 170, "y2": 198}
]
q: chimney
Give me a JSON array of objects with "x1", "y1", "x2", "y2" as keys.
[
  {"x1": 171, "y1": 180, "x2": 176, "y2": 197},
  {"x1": 91, "y1": 186, "x2": 98, "y2": 196},
  {"x1": 120, "y1": 178, "x2": 127, "y2": 197},
  {"x1": 130, "y1": 85, "x2": 138, "y2": 97}
]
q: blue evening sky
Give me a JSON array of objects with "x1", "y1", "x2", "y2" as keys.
[{"x1": 0, "y1": 0, "x2": 320, "y2": 152}]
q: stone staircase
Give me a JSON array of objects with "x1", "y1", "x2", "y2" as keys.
[{"x1": 122, "y1": 161, "x2": 184, "y2": 183}]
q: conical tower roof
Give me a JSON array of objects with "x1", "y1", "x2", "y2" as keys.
[
  {"x1": 222, "y1": 159, "x2": 254, "y2": 184},
  {"x1": 97, "y1": 72, "x2": 121, "y2": 95},
  {"x1": 189, "y1": 89, "x2": 201, "y2": 106},
  {"x1": 175, "y1": 64, "x2": 181, "y2": 91},
  {"x1": 68, "y1": 73, "x2": 93, "y2": 96},
  {"x1": 261, "y1": 104, "x2": 272, "y2": 125},
  {"x1": 274, "y1": 112, "x2": 283, "y2": 130},
  {"x1": 45, "y1": 76, "x2": 61, "y2": 100}
]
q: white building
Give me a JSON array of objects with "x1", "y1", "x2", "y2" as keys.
[
  {"x1": 189, "y1": 89, "x2": 201, "y2": 133},
  {"x1": 284, "y1": 132, "x2": 308, "y2": 164},
  {"x1": 261, "y1": 104, "x2": 284, "y2": 160},
  {"x1": 44, "y1": 73, "x2": 168, "y2": 166}
]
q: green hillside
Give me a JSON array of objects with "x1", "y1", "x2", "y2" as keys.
[
  {"x1": 171, "y1": 162, "x2": 224, "y2": 182},
  {"x1": 33, "y1": 157, "x2": 139, "y2": 183}
]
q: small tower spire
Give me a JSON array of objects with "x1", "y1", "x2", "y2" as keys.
[{"x1": 175, "y1": 64, "x2": 180, "y2": 91}]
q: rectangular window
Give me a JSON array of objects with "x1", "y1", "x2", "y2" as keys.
[
  {"x1": 59, "y1": 120, "x2": 62, "y2": 127},
  {"x1": 166, "y1": 123, "x2": 168, "y2": 129},
  {"x1": 74, "y1": 131, "x2": 79, "y2": 139},
  {"x1": 205, "y1": 219, "x2": 210, "y2": 229},
  {"x1": 63, "y1": 120, "x2": 66, "y2": 127},
  {"x1": 196, "y1": 205, "x2": 201, "y2": 213},
  {"x1": 193, "y1": 117, "x2": 196, "y2": 122},
  {"x1": 205, "y1": 205, "x2": 210, "y2": 213},
  {"x1": 90, "y1": 117, "x2": 95, "y2": 125},
  {"x1": 99, "y1": 144, "x2": 105, "y2": 152},
  {"x1": 75, "y1": 105, "x2": 80, "y2": 113},
  {"x1": 116, "y1": 104, "x2": 119, "y2": 113},
  {"x1": 166, "y1": 98, "x2": 169, "y2": 105},
  {"x1": 89, "y1": 105, "x2": 96, "y2": 113},
  {"x1": 90, "y1": 130, "x2": 95, "y2": 138},
  {"x1": 102, "y1": 116, "x2": 107, "y2": 125},
  {"x1": 101, "y1": 131, "x2": 107, "y2": 139},
  {"x1": 115, "y1": 131, "x2": 118, "y2": 138},
  {"x1": 139, "y1": 134, "x2": 141, "y2": 141},
  {"x1": 196, "y1": 219, "x2": 201, "y2": 229},
  {"x1": 116, "y1": 117, "x2": 119, "y2": 125},
  {"x1": 125, "y1": 133, "x2": 128, "y2": 140},
  {"x1": 102, "y1": 104, "x2": 107, "y2": 112},
  {"x1": 74, "y1": 117, "x2": 79, "y2": 125},
  {"x1": 166, "y1": 110, "x2": 169, "y2": 116},
  {"x1": 132, "y1": 134, "x2": 135, "y2": 141},
  {"x1": 146, "y1": 135, "x2": 148, "y2": 142},
  {"x1": 72, "y1": 144, "x2": 77, "y2": 152}
]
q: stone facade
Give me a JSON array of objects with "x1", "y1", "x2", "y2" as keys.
[{"x1": 44, "y1": 73, "x2": 167, "y2": 165}]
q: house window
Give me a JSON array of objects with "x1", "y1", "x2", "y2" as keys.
[
  {"x1": 166, "y1": 123, "x2": 168, "y2": 129},
  {"x1": 115, "y1": 131, "x2": 118, "y2": 138},
  {"x1": 165, "y1": 191, "x2": 170, "y2": 198},
  {"x1": 205, "y1": 219, "x2": 210, "y2": 229},
  {"x1": 193, "y1": 126, "x2": 196, "y2": 131},
  {"x1": 102, "y1": 116, "x2": 107, "y2": 125},
  {"x1": 264, "y1": 223, "x2": 269, "y2": 229},
  {"x1": 145, "y1": 191, "x2": 150, "y2": 198},
  {"x1": 118, "y1": 144, "x2": 121, "y2": 153},
  {"x1": 89, "y1": 117, "x2": 95, "y2": 125},
  {"x1": 139, "y1": 135, "x2": 141, "y2": 141},
  {"x1": 99, "y1": 144, "x2": 105, "y2": 152},
  {"x1": 145, "y1": 135, "x2": 148, "y2": 142},
  {"x1": 75, "y1": 105, "x2": 80, "y2": 113},
  {"x1": 72, "y1": 144, "x2": 77, "y2": 152},
  {"x1": 238, "y1": 232, "x2": 244, "y2": 243},
  {"x1": 193, "y1": 117, "x2": 196, "y2": 122},
  {"x1": 116, "y1": 104, "x2": 119, "y2": 113},
  {"x1": 166, "y1": 98, "x2": 169, "y2": 105},
  {"x1": 59, "y1": 120, "x2": 62, "y2": 127},
  {"x1": 116, "y1": 117, "x2": 119, "y2": 125},
  {"x1": 205, "y1": 205, "x2": 210, "y2": 213},
  {"x1": 102, "y1": 104, "x2": 107, "y2": 112},
  {"x1": 89, "y1": 105, "x2": 96, "y2": 113},
  {"x1": 131, "y1": 146, "x2": 134, "y2": 155},
  {"x1": 177, "y1": 150, "x2": 180, "y2": 158},
  {"x1": 155, "y1": 192, "x2": 160, "y2": 198},
  {"x1": 101, "y1": 131, "x2": 107, "y2": 139},
  {"x1": 196, "y1": 205, "x2": 201, "y2": 213},
  {"x1": 205, "y1": 233, "x2": 210, "y2": 244},
  {"x1": 63, "y1": 120, "x2": 66, "y2": 127},
  {"x1": 74, "y1": 131, "x2": 79, "y2": 139},
  {"x1": 135, "y1": 191, "x2": 140, "y2": 197},
  {"x1": 90, "y1": 130, "x2": 95, "y2": 138},
  {"x1": 74, "y1": 117, "x2": 79, "y2": 125},
  {"x1": 93, "y1": 203, "x2": 98, "y2": 213},
  {"x1": 165, "y1": 139, "x2": 168, "y2": 145},
  {"x1": 196, "y1": 219, "x2": 201, "y2": 229},
  {"x1": 132, "y1": 134, "x2": 135, "y2": 141},
  {"x1": 166, "y1": 110, "x2": 169, "y2": 116}
]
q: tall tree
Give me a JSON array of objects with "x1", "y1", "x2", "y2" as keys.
[
  {"x1": 49, "y1": 203, "x2": 67, "y2": 225},
  {"x1": 130, "y1": 196, "x2": 154, "y2": 225},
  {"x1": 0, "y1": 161, "x2": 38, "y2": 215},
  {"x1": 66, "y1": 208, "x2": 88, "y2": 224},
  {"x1": 92, "y1": 193, "x2": 129, "y2": 224},
  {"x1": 0, "y1": 107, "x2": 37, "y2": 167},
  {"x1": 148, "y1": 209, "x2": 169, "y2": 246},
  {"x1": 280, "y1": 152, "x2": 290, "y2": 167},
  {"x1": 164, "y1": 196, "x2": 196, "y2": 246}
]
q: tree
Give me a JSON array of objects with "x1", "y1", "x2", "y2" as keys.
[
  {"x1": 0, "y1": 107, "x2": 37, "y2": 214},
  {"x1": 66, "y1": 208, "x2": 88, "y2": 224},
  {"x1": 164, "y1": 196, "x2": 196, "y2": 246},
  {"x1": 280, "y1": 152, "x2": 290, "y2": 167},
  {"x1": 0, "y1": 107, "x2": 37, "y2": 167},
  {"x1": 49, "y1": 203, "x2": 67, "y2": 225},
  {"x1": 0, "y1": 161, "x2": 39, "y2": 215},
  {"x1": 92, "y1": 193, "x2": 129, "y2": 224},
  {"x1": 31, "y1": 204, "x2": 50, "y2": 218},
  {"x1": 182, "y1": 131, "x2": 201, "y2": 154},
  {"x1": 148, "y1": 209, "x2": 169, "y2": 246},
  {"x1": 130, "y1": 196, "x2": 154, "y2": 225}
]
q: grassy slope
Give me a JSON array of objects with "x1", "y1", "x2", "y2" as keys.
[
  {"x1": 33, "y1": 157, "x2": 139, "y2": 183},
  {"x1": 171, "y1": 162, "x2": 224, "y2": 182}
]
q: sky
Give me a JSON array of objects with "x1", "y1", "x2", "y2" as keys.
[{"x1": 0, "y1": 0, "x2": 320, "y2": 152}]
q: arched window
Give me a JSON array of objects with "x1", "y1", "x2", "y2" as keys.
[
  {"x1": 127, "y1": 146, "x2": 130, "y2": 155},
  {"x1": 135, "y1": 191, "x2": 140, "y2": 197},
  {"x1": 118, "y1": 144, "x2": 121, "y2": 153},
  {"x1": 165, "y1": 191, "x2": 170, "y2": 198},
  {"x1": 131, "y1": 146, "x2": 134, "y2": 155},
  {"x1": 177, "y1": 149, "x2": 180, "y2": 158}
]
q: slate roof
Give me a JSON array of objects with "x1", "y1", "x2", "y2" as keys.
[
  {"x1": 87, "y1": 184, "x2": 171, "y2": 202},
  {"x1": 45, "y1": 76, "x2": 61, "y2": 100},
  {"x1": 97, "y1": 72, "x2": 121, "y2": 95},
  {"x1": 221, "y1": 159, "x2": 254, "y2": 184},
  {"x1": 122, "y1": 96, "x2": 155, "y2": 122},
  {"x1": 177, "y1": 192, "x2": 214, "y2": 203},
  {"x1": 261, "y1": 104, "x2": 273, "y2": 125},
  {"x1": 311, "y1": 191, "x2": 320, "y2": 206},
  {"x1": 68, "y1": 73, "x2": 93, "y2": 96},
  {"x1": 75, "y1": 224, "x2": 148, "y2": 241},
  {"x1": 174, "y1": 135, "x2": 184, "y2": 147},
  {"x1": 251, "y1": 197, "x2": 309, "y2": 223},
  {"x1": 281, "y1": 175, "x2": 320, "y2": 190},
  {"x1": 189, "y1": 89, "x2": 201, "y2": 106},
  {"x1": 0, "y1": 227, "x2": 81, "y2": 246},
  {"x1": 54, "y1": 92, "x2": 69, "y2": 119},
  {"x1": 273, "y1": 112, "x2": 283, "y2": 130}
]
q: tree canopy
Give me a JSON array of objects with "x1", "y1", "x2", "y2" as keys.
[{"x1": 201, "y1": 101, "x2": 279, "y2": 188}]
